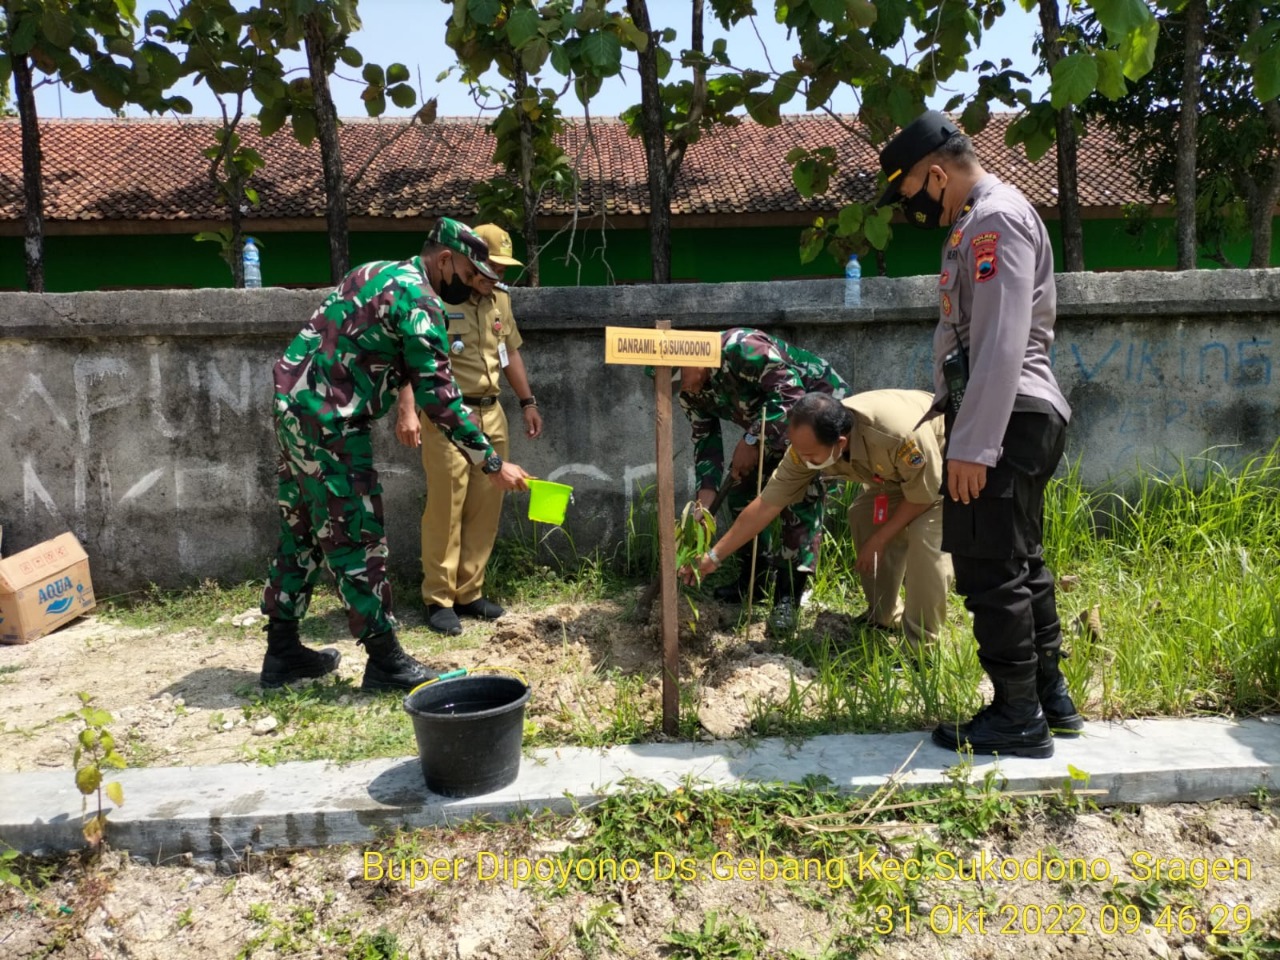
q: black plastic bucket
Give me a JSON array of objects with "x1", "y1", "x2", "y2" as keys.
[{"x1": 402, "y1": 674, "x2": 531, "y2": 798}]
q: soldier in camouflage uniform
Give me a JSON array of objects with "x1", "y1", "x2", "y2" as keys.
[
  {"x1": 678, "y1": 327, "x2": 850, "y2": 635},
  {"x1": 259, "y1": 218, "x2": 531, "y2": 691}
]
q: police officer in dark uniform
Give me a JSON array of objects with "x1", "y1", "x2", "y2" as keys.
[{"x1": 876, "y1": 111, "x2": 1083, "y2": 759}]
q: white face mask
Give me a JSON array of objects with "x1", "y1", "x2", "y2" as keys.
[{"x1": 802, "y1": 446, "x2": 839, "y2": 471}]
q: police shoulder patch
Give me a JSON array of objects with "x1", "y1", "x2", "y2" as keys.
[{"x1": 971, "y1": 231, "x2": 1000, "y2": 283}]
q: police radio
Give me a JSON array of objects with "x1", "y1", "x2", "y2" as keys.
[{"x1": 943, "y1": 347, "x2": 969, "y2": 418}]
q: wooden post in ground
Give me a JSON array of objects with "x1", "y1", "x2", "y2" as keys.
[
  {"x1": 603, "y1": 323, "x2": 721, "y2": 737},
  {"x1": 653, "y1": 319, "x2": 679, "y2": 735}
]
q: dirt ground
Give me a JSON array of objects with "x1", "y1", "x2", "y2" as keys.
[
  {"x1": 0, "y1": 592, "x2": 815, "y2": 773},
  {"x1": 4, "y1": 801, "x2": 1278, "y2": 959},
  {"x1": 3, "y1": 598, "x2": 1278, "y2": 959}
]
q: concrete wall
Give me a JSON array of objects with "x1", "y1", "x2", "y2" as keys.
[{"x1": 2, "y1": 270, "x2": 1278, "y2": 593}]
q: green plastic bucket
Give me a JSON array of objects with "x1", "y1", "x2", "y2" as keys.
[{"x1": 527, "y1": 479, "x2": 573, "y2": 524}]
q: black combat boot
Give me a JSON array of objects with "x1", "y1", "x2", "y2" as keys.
[
  {"x1": 767, "y1": 566, "x2": 809, "y2": 638},
  {"x1": 932, "y1": 674, "x2": 1054, "y2": 759},
  {"x1": 260, "y1": 618, "x2": 341, "y2": 688},
  {"x1": 1037, "y1": 650, "x2": 1084, "y2": 737},
  {"x1": 713, "y1": 559, "x2": 771, "y2": 604},
  {"x1": 360, "y1": 630, "x2": 441, "y2": 692}
]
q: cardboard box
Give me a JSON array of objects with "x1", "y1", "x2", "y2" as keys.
[{"x1": 0, "y1": 532, "x2": 96, "y2": 644}]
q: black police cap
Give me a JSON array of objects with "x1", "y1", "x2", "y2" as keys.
[{"x1": 875, "y1": 111, "x2": 961, "y2": 208}]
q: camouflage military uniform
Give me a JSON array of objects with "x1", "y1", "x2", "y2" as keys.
[
  {"x1": 261, "y1": 257, "x2": 496, "y2": 641},
  {"x1": 679, "y1": 327, "x2": 850, "y2": 572}
]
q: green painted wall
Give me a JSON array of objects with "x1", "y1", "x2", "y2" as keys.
[{"x1": 3, "y1": 215, "x2": 1277, "y2": 292}]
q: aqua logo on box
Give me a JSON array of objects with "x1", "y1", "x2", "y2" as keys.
[{"x1": 38, "y1": 576, "x2": 81, "y2": 615}]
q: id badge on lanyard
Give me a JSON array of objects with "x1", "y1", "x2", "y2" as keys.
[{"x1": 873, "y1": 493, "x2": 889, "y2": 525}]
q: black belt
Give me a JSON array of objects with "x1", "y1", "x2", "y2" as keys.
[{"x1": 462, "y1": 395, "x2": 498, "y2": 407}]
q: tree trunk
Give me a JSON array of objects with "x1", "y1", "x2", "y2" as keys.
[
  {"x1": 1248, "y1": 163, "x2": 1280, "y2": 269},
  {"x1": 514, "y1": 62, "x2": 540, "y2": 287},
  {"x1": 305, "y1": 16, "x2": 349, "y2": 282},
  {"x1": 1250, "y1": 89, "x2": 1280, "y2": 268},
  {"x1": 626, "y1": 0, "x2": 672, "y2": 283},
  {"x1": 1175, "y1": 0, "x2": 1204, "y2": 270},
  {"x1": 1039, "y1": 0, "x2": 1085, "y2": 271},
  {"x1": 229, "y1": 182, "x2": 246, "y2": 288},
  {"x1": 13, "y1": 52, "x2": 45, "y2": 293}
]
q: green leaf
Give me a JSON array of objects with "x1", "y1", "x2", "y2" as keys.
[
  {"x1": 290, "y1": 107, "x2": 317, "y2": 146},
  {"x1": 0, "y1": 53, "x2": 10, "y2": 90},
  {"x1": 506, "y1": 6, "x2": 540, "y2": 49},
  {"x1": 550, "y1": 43, "x2": 571, "y2": 76},
  {"x1": 1118, "y1": 15, "x2": 1159, "y2": 81},
  {"x1": 847, "y1": 0, "x2": 878, "y2": 29},
  {"x1": 810, "y1": 0, "x2": 844, "y2": 19},
  {"x1": 41, "y1": 6, "x2": 75, "y2": 50},
  {"x1": 656, "y1": 46, "x2": 672, "y2": 80},
  {"x1": 339, "y1": 47, "x2": 363, "y2": 68},
  {"x1": 467, "y1": 0, "x2": 502, "y2": 26},
  {"x1": 960, "y1": 97, "x2": 990, "y2": 134},
  {"x1": 364, "y1": 92, "x2": 387, "y2": 117},
  {"x1": 386, "y1": 62, "x2": 410, "y2": 84},
  {"x1": 521, "y1": 38, "x2": 551, "y2": 73},
  {"x1": 837, "y1": 203, "x2": 864, "y2": 235},
  {"x1": 388, "y1": 83, "x2": 416, "y2": 109},
  {"x1": 79, "y1": 729, "x2": 100, "y2": 749},
  {"x1": 361, "y1": 62, "x2": 384, "y2": 86},
  {"x1": 1254, "y1": 44, "x2": 1280, "y2": 103},
  {"x1": 864, "y1": 208, "x2": 892, "y2": 249},
  {"x1": 1066, "y1": 764, "x2": 1090, "y2": 783},
  {"x1": 105, "y1": 782, "x2": 125, "y2": 807},
  {"x1": 244, "y1": 187, "x2": 260, "y2": 206},
  {"x1": 1050, "y1": 52, "x2": 1098, "y2": 108},
  {"x1": 259, "y1": 99, "x2": 290, "y2": 138},
  {"x1": 619, "y1": 20, "x2": 648, "y2": 53},
  {"x1": 799, "y1": 226, "x2": 826, "y2": 264},
  {"x1": 1094, "y1": 49, "x2": 1127, "y2": 99},
  {"x1": 744, "y1": 91, "x2": 780, "y2": 126},
  {"x1": 103, "y1": 750, "x2": 128, "y2": 769},
  {"x1": 76, "y1": 765, "x2": 102, "y2": 795},
  {"x1": 580, "y1": 31, "x2": 622, "y2": 73}
]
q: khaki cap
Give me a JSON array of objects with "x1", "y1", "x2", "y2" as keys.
[{"x1": 472, "y1": 223, "x2": 523, "y2": 267}]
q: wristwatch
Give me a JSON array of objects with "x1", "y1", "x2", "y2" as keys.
[
  {"x1": 519, "y1": 395, "x2": 538, "y2": 409},
  {"x1": 481, "y1": 454, "x2": 504, "y2": 475},
  {"x1": 743, "y1": 431, "x2": 759, "y2": 446}
]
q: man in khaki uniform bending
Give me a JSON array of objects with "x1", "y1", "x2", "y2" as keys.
[
  {"x1": 396, "y1": 224, "x2": 543, "y2": 636},
  {"x1": 681, "y1": 391, "x2": 952, "y2": 649}
]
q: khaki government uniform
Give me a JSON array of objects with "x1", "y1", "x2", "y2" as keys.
[
  {"x1": 761, "y1": 389, "x2": 953, "y2": 645},
  {"x1": 419, "y1": 289, "x2": 522, "y2": 607}
]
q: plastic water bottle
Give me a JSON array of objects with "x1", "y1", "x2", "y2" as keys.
[
  {"x1": 843, "y1": 253, "x2": 861, "y2": 307},
  {"x1": 243, "y1": 236, "x2": 262, "y2": 288}
]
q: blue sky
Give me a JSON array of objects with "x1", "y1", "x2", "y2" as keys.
[{"x1": 27, "y1": 0, "x2": 1049, "y2": 120}]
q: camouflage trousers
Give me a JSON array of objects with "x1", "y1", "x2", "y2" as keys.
[
  {"x1": 260, "y1": 409, "x2": 395, "y2": 641},
  {"x1": 725, "y1": 454, "x2": 826, "y2": 573}
]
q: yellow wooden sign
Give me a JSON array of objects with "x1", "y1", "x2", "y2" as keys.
[{"x1": 604, "y1": 327, "x2": 721, "y2": 368}]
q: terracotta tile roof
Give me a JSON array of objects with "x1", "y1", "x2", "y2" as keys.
[{"x1": 0, "y1": 114, "x2": 1147, "y2": 225}]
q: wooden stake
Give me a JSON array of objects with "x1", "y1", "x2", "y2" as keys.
[
  {"x1": 654, "y1": 319, "x2": 679, "y2": 736},
  {"x1": 744, "y1": 405, "x2": 768, "y2": 623}
]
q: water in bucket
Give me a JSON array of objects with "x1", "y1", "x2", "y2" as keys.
[
  {"x1": 403, "y1": 675, "x2": 531, "y2": 797},
  {"x1": 526, "y1": 478, "x2": 573, "y2": 524}
]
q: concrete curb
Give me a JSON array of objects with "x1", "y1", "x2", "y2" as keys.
[{"x1": 2, "y1": 717, "x2": 1277, "y2": 861}]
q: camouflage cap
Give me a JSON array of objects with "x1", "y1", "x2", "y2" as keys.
[{"x1": 427, "y1": 217, "x2": 500, "y2": 280}]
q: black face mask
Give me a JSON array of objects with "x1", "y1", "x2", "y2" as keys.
[
  {"x1": 903, "y1": 180, "x2": 946, "y2": 231},
  {"x1": 438, "y1": 257, "x2": 472, "y2": 305}
]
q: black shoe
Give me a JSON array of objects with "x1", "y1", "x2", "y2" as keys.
[
  {"x1": 932, "y1": 676, "x2": 1054, "y2": 759},
  {"x1": 260, "y1": 620, "x2": 341, "y2": 688},
  {"x1": 1037, "y1": 650, "x2": 1084, "y2": 737},
  {"x1": 359, "y1": 631, "x2": 441, "y2": 692},
  {"x1": 456, "y1": 597, "x2": 505, "y2": 620},
  {"x1": 766, "y1": 596, "x2": 800, "y2": 637},
  {"x1": 426, "y1": 603, "x2": 463, "y2": 636}
]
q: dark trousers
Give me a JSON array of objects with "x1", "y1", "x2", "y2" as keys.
[{"x1": 942, "y1": 409, "x2": 1067, "y2": 682}]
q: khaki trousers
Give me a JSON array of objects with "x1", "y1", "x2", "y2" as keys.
[
  {"x1": 848, "y1": 485, "x2": 952, "y2": 646},
  {"x1": 420, "y1": 403, "x2": 508, "y2": 607}
]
